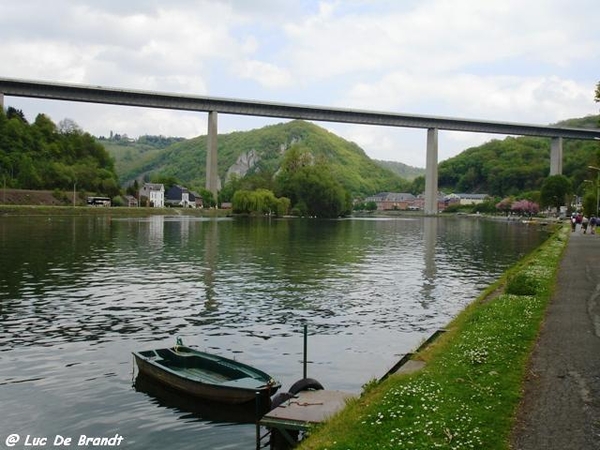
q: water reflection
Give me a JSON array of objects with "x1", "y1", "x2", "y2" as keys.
[
  {"x1": 422, "y1": 217, "x2": 438, "y2": 305},
  {"x1": 133, "y1": 374, "x2": 262, "y2": 424}
]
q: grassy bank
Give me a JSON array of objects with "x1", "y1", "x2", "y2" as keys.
[{"x1": 300, "y1": 225, "x2": 569, "y2": 450}]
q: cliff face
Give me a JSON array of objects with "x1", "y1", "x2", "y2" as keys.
[{"x1": 225, "y1": 149, "x2": 261, "y2": 182}]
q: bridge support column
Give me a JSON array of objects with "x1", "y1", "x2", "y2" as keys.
[
  {"x1": 206, "y1": 111, "x2": 219, "y2": 204},
  {"x1": 550, "y1": 137, "x2": 563, "y2": 175},
  {"x1": 424, "y1": 128, "x2": 439, "y2": 215},
  {"x1": 0, "y1": 92, "x2": 4, "y2": 110}
]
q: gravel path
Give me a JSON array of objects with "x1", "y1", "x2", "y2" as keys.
[{"x1": 510, "y1": 230, "x2": 600, "y2": 449}]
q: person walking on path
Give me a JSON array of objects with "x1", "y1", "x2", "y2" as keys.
[{"x1": 510, "y1": 231, "x2": 600, "y2": 449}]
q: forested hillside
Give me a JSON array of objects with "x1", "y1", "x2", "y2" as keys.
[
  {"x1": 3, "y1": 103, "x2": 598, "y2": 210},
  {"x1": 374, "y1": 160, "x2": 424, "y2": 180},
  {"x1": 0, "y1": 108, "x2": 119, "y2": 196},
  {"x1": 438, "y1": 115, "x2": 600, "y2": 197},
  {"x1": 107, "y1": 120, "x2": 411, "y2": 198}
]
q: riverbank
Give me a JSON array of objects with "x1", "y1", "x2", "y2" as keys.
[
  {"x1": 0, "y1": 204, "x2": 230, "y2": 218},
  {"x1": 299, "y1": 225, "x2": 569, "y2": 449}
]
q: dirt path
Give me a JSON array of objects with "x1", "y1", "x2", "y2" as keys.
[{"x1": 510, "y1": 230, "x2": 600, "y2": 449}]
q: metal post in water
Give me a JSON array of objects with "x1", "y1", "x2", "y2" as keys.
[
  {"x1": 303, "y1": 323, "x2": 308, "y2": 379},
  {"x1": 255, "y1": 390, "x2": 261, "y2": 450}
]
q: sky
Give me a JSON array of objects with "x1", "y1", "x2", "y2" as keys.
[{"x1": 1, "y1": 0, "x2": 599, "y2": 168}]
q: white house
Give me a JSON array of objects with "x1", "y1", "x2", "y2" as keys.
[{"x1": 139, "y1": 183, "x2": 165, "y2": 208}]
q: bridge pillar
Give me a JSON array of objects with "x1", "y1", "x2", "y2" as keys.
[
  {"x1": 206, "y1": 111, "x2": 219, "y2": 203},
  {"x1": 424, "y1": 128, "x2": 439, "y2": 215},
  {"x1": 550, "y1": 137, "x2": 563, "y2": 175},
  {"x1": 0, "y1": 92, "x2": 3, "y2": 110}
]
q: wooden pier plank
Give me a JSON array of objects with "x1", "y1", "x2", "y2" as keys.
[{"x1": 260, "y1": 390, "x2": 357, "y2": 430}]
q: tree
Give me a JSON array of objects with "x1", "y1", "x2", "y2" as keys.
[
  {"x1": 275, "y1": 145, "x2": 349, "y2": 218},
  {"x1": 232, "y1": 190, "x2": 253, "y2": 213},
  {"x1": 511, "y1": 199, "x2": 539, "y2": 216},
  {"x1": 58, "y1": 118, "x2": 82, "y2": 135},
  {"x1": 409, "y1": 176, "x2": 425, "y2": 196},
  {"x1": 540, "y1": 175, "x2": 572, "y2": 210},
  {"x1": 595, "y1": 81, "x2": 600, "y2": 104},
  {"x1": 232, "y1": 188, "x2": 289, "y2": 216},
  {"x1": 496, "y1": 197, "x2": 513, "y2": 213},
  {"x1": 6, "y1": 107, "x2": 27, "y2": 123}
]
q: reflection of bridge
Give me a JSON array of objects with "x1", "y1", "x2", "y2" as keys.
[{"x1": 1, "y1": 77, "x2": 599, "y2": 213}]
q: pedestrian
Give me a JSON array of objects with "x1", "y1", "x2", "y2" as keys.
[
  {"x1": 571, "y1": 214, "x2": 577, "y2": 232},
  {"x1": 591, "y1": 216, "x2": 597, "y2": 235},
  {"x1": 582, "y1": 215, "x2": 589, "y2": 234}
]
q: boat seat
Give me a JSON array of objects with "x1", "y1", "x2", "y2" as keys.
[{"x1": 220, "y1": 377, "x2": 265, "y2": 389}]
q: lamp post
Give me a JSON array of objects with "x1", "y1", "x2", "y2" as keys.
[{"x1": 588, "y1": 166, "x2": 600, "y2": 216}]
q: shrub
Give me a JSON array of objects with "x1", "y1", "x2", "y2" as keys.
[{"x1": 505, "y1": 272, "x2": 538, "y2": 296}]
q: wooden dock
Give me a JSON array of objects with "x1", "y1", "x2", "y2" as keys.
[{"x1": 258, "y1": 390, "x2": 357, "y2": 448}]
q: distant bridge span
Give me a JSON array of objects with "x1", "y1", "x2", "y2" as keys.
[{"x1": 1, "y1": 77, "x2": 599, "y2": 213}]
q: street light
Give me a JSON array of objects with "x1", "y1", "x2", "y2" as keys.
[{"x1": 588, "y1": 166, "x2": 600, "y2": 216}]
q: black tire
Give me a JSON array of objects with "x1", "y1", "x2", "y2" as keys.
[
  {"x1": 287, "y1": 378, "x2": 324, "y2": 395},
  {"x1": 270, "y1": 391, "x2": 295, "y2": 409}
]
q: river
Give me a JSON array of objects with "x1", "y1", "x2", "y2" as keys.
[{"x1": 0, "y1": 214, "x2": 550, "y2": 449}]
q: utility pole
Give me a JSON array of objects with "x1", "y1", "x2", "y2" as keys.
[{"x1": 588, "y1": 166, "x2": 600, "y2": 216}]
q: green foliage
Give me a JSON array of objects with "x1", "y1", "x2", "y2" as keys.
[
  {"x1": 439, "y1": 120, "x2": 600, "y2": 198},
  {"x1": 275, "y1": 145, "x2": 350, "y2": 218},
  {"x1": 582, "y1": 192, "x2": 597, "y2": 217},
  {"x1": 198, "y1": 188, "x2": 215, "y2": 208},
  {"x1": 106, "y1": 120, "x2": 409, "y2": 199},
  {"x1": 540, "y1": 175, "x2": 572, "y2": 209},
  {"x1": 150, "y1": 174, "x2": 179, "y2": 190},
  {"x1": 472, "y1": 199, "x2": 498, "y2": 214},
  {"x1": 0, "y1": 108, "x2": 119, "y2": 196},
  {"x1": 505, "y1": 272, "x2": 538, "y2": 296},
  {"x1": 231, "y1": 188, "x2": 289, "y2": 216},
  {"x1": 374, "y1": 160, "x2": 424, "y2": 180},
  {"x1": 409, "y1": 175, "x2": 425, "y2": 195}
]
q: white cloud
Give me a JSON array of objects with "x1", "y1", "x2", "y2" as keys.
[
  {"x1": 233, "y1": 60, "x2": 293, "y2": 88},
  {"x1": 1, "y1": 0, "x2": 598, "y2": 167}
]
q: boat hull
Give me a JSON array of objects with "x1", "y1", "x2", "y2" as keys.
[{"x1": 132, "y1": 347, "x2": 280, "y2": 405}]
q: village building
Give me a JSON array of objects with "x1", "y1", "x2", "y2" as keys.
[
  {"x1": 165, "y1": 185, "x2": 195, "y2": 208},
  {"x1": 123, "y1": 195, "x2": 138, "y2": 207},
  {"x1": 364, "y1": 192, "x2": 417, "y2": 211},
  {"x1": 139, "y1": 183, "x2": 165, "y2": 208},
  {"x1": 445, "y1": 193, "x2": 490, "y2": 206}
]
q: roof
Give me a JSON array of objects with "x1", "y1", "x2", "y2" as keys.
[
  {"x1": 366, "y1": 192, "x2": 416, "y2": 202},
  {"x1": 142, "y1": 183, "x2": 164, "y2": 191}
]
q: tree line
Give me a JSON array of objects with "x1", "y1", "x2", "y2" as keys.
[{"x1": 0, "y1": 107, "x2": 120, "y2": 197}]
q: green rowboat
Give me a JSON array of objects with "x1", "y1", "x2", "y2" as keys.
[{"x1": 132, "y1": 339, "x2": 280, "y2": 404}]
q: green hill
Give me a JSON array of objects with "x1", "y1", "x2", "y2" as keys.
[
  {"x1": 438, "y1": 115, "x2": 600, "y2": 197},
  {"x1": 106, "y1": 120, "x2": 410, "y2": 197},
  {"x1": 0, "y1": 108, "x2": 119, "y2": 196},
  {"x1": 104, "y1": 115, "x2": 600, "y2": 201},
  {"x1": 374, "y1": 160, "x2": 424, "y2": 180}
]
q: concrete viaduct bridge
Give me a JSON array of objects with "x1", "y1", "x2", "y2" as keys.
[{"x1": 1, "y1": 77, "x2": 599, "y2": 214}]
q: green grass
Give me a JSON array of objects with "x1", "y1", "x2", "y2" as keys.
[{"x1": 300, "y1": 225, "x2": 569, "y2": 450}]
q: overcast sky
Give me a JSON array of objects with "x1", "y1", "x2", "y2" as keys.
[{"x1": 2, "y1": 0, "x2": 598, "y2": 167}]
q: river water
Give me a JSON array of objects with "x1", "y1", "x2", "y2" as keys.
[{"x1": 0, "y1": 214, "x2": 549, "y2": 449}]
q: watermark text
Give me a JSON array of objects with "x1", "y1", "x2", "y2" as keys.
[{"x1": 4, "y1": 434, "x2": 124, "y2": 448}]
